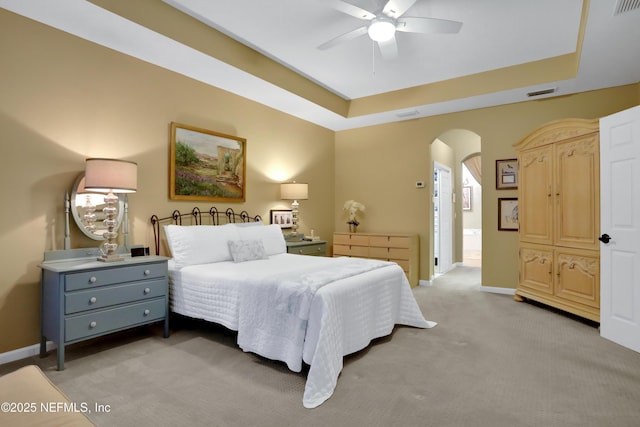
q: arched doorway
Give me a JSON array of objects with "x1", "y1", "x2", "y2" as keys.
[
  {"x1": 431, "y1": 130, "x2": 482, "y2": 276},
  {"x1": 461, "y1": 153, "x2": 482, "y2": 267}
]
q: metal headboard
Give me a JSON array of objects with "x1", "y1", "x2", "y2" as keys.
[{"x1": 149, "y1": 207, "x2": 262, "y2": 256}]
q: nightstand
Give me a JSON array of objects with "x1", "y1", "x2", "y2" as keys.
[
  {"x1": 286, "y1": 239, "x2": 327, "y2": 256},
  {"x1": 39, "y1": 249, "x2": 170, "y2": 370}
]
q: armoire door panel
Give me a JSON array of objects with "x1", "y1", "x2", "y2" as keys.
[
  {"x1": 555, "y1": 135, "x2": 600, "y2": 250},
  {"x1": 519, "y1": 146, "x2": 554, "y2": 244},
  {"x1": 519, "y1": 244, "x2": 554, "y2": 295},
  {"x1": 554, "y1": 249, "x2": 600, "y2": 308}
]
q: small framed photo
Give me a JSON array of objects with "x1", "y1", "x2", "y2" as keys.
[
  {"x1": 270, "y1": 209, "x2": 293, "y2": 229},
  {"x1": 496, "y1": 158, "x2": 518, "y2": 190},
  {"x1": 462, "y1": 186, "x2": 472, "y2": 211},
  {"x1": 498, "y1": 198, "x2": 519, "y2": 231}
]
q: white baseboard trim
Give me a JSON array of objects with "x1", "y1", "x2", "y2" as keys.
[
  {"x1": 0, "y1": 341, "x2": 56, "y2": 366},
  {"x1": 480, "y1": 286, "x2": 516, "y2": 295},
  {"x1": 419, "y1": 279, "x2": 433, "y2": 287}
]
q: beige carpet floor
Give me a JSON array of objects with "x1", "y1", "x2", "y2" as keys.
[{"x1": 2, "y1": 266, "x2": 640, "y2": 427}]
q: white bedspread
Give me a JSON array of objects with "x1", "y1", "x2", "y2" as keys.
[{"x1": 168, "y1": 254, "x2": 435, "y2": 408}]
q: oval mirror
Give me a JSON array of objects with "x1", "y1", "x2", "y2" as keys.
[{"x1": 70, "y1": 173, "x2": 125, "y2": 241}]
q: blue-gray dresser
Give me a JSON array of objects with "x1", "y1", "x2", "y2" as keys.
[{"x1": 39, "y1": 249, "x2": 170, "y2": 370}]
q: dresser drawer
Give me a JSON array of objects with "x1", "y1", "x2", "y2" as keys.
[
  {"x1": 289, "y1": 243, "x2": 326, "y2": 256},
  {"x1": 65, "y1": 279, "x2": 167, "y2": 315},
  {"x1": 333, "y1": 244, "x2": 369, "y2": 257},
  {"x1": 65, "y1": 298, "x2": 166, "y2": 342},
  {"x1": 369, "y1": 247, "x2": 411, "y2": 259},
  {"x1": 334, "y1": 233, "x2": 369, "y2": 246},
  {"x1": 369, "y1": 236, "x2": 412, "y2": 248},
  {"x1": 65, "y1": 263, "x2": 167, "y2": 291}
]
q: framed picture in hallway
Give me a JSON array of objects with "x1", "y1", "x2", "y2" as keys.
[
  {"x1": 498, "y1": 198, "x2": 519, "y2": 231},
  {"x1": 462, "y1": 186, "x2": 472, "y2": 211},
  {"x1": 496, "y1": 158, "x2": 518, "y2": 190}
]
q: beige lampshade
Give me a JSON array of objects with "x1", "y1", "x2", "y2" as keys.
[
  {"x1": 281, "y1": 182, "x2": 308, "y2": 200},
  {"x1": 84, "y1": 158, "x2": 138, "y2": 193}
]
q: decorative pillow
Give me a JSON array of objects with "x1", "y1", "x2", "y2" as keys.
[
  {"x1": 236, "y1": 223, "x2": 286, "y2": 256},
  {"x1": 164, "y1": 224, "x2": 240, "y2": 269},
  {"x1": 227, "y1": 239, "x2": 267, "y2": 263}
]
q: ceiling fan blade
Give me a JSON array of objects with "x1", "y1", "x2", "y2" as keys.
[
  {"x1": 326, "y1": 0, "x2": 376, "y2": 20},
  {"x1": 396, "y1": 16, "x2": 463, "y2": 34},
  {"x1": 382, "y1": 0, "x2": 418, "y2": 19},
  {"x1": 377, "y1": 36, "x2": 398, "y2": 60},
  {"x1": 317, "y1": 26, "x2": 368, "y2": 50}
]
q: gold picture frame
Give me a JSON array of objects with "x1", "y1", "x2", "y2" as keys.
[
  {"x1": 496, "y1": 158, "x2": 518, "y2": 190},
  {"x1": 170, "y1": 122, "x2": 246, "y2": 202}
]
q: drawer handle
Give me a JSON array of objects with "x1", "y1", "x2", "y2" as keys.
[
  {"x1": 298, "y1": 250, "x2": 303, "y2": 254},
  {"x1": 144, "y1": 287, "x2": 151, "y2": 294},
  {"x1": 89, "y1": 276, "x2": 97, "y2": 283},
  {"x1": 144, "y1": 309, "x2": 150, "y2": 316},
  {"x1": 89, "y1": 296, "x2": 97, "y2": 304},
  {"x1": 89, "y1": 321, "x2": 97, "y2": 328},
  {"x1": 144, "y1": 269, "x2": 151, "y2": 276}
]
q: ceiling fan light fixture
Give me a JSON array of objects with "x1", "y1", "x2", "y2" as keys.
[{"x1": 368, "y1": 18, "x2": 396, "y2": 42}]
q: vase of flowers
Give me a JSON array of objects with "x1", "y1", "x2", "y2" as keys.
[{"x1": 344, "y1": 200, "x2": 365, "y2": 233}]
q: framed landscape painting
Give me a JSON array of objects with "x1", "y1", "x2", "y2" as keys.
[{"x1": 170, "y1": 122, "x2": 246, "y2": 202}]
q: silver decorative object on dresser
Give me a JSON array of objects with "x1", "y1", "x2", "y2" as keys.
[{"x1": 64, "y1": 172, "x2": 129, "y2": 249}]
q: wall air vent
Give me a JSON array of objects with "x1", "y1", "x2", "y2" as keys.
[
  {"x1": 527, "y1": 88, "x2": 557, "y2": 98},
  {"x1": 614, "y1": 0, "x2": 640, "y2": 15}
]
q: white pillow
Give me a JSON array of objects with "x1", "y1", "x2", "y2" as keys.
[
  {"x1": 227, "y1": 239, "x2": 267, "y2": 263},
  {"x1": 164, "y1": 224, "x2": 240, "y2": 269},
  {"x1": 232, "y1": 220, "x2": 264, "y2": 228},
  {"x1": 237, "y1": 224, "x2": 286, "y2": 256}
]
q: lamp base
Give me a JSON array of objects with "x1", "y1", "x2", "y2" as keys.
[{"x1": 96, "y1": 253, "x2": 125, "y2": 263}]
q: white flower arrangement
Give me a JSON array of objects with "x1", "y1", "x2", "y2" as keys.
[{"x1": 343, "y1": 200, "x2": 365, "y2": 225}]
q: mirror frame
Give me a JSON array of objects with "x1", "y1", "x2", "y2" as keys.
[{"x1": 70, "y1": 172, "x2": 125, "y2": 241}]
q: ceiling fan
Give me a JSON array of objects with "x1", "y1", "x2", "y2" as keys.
[{"x1": 318, "y1": 0, "x2": 463, "y2": 60}]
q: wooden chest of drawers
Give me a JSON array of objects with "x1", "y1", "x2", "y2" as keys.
[
  {"x1": 40, "y1": 252, "x2": 169, "y2": 370},
  {"x1": 333, "y1": 232, "x2": 419, "y2": 286}
]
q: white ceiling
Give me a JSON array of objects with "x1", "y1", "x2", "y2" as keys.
[
  {"x1": 1, "y1": 0, "x2": 639, "y2": 130},
  {"x1": 164, "y1": 0, "x2": 583, "y2": 100}
]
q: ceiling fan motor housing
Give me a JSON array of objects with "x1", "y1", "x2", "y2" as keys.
[{"x1": 368, "y1": 17, "x2": 396, "y2": 42}]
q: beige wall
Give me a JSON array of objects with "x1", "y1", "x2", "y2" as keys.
[
  {"x1": 1, "y1": 9, "x2": 639, "y2": 355},
  {"x1": 0, "y1": 11, "x2": 334, "y2": 353},
  {"x1": 335, "y1": 86, "x2": 640, "y2": 285}
]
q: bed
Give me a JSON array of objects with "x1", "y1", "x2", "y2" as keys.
[{"x1": 150, "y1": 207, "x2": 436, "y2": 408}]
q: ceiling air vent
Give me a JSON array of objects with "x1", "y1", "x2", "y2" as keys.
[
  {"x1": 527, "y1": 88, "x2": 557, "y2": 98},
  {"x1": 614, "y1": 0, "x2": 640, "y2": 15},
  {"x1": 396, "y1": 110, "x2": 419, "y2": 118}
]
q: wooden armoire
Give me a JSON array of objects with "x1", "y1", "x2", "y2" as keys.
[{"x1": 513, "y1": 118, "x2": 600, "y2": 322}]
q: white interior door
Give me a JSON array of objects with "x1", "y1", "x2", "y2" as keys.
[
  {"x1": 435, "y1": 162, "x2": 453, "y2": 274},
  {"x1": 600, "y1": 105, "x2": 640, "y2": 353}
]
